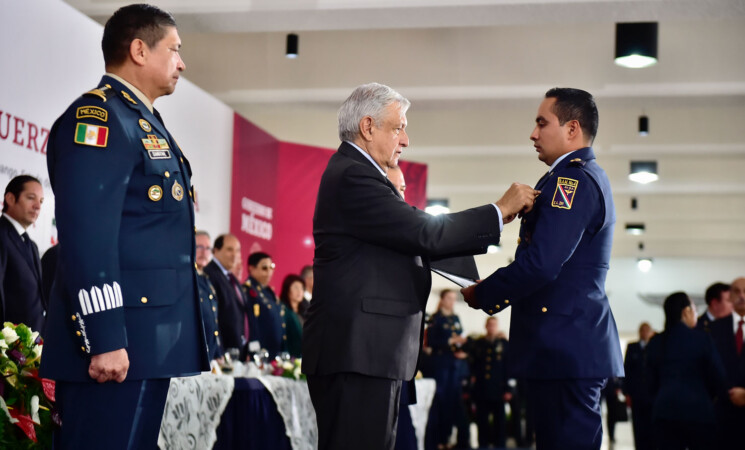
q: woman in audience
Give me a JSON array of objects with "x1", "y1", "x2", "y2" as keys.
[
  {"x1": 646, "y1": 291, "x2": 727, "y2": 450},
  {"x1": 279, "y1": 274, "x2": 305, "y2": 358}
]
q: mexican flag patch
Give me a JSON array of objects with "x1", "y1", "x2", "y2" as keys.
[{"x1": 74, "y1": 123, "x2": 109, "y2": 148}]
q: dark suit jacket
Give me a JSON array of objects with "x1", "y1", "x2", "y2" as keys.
[
  {"x1": 696, "y1": 311, "x2": 715, "y2": 332},
  {"x1": 204, "y1": 260, "x2": 259, "y2": 358},
  {"x1": 0, "y1": 215, "x2": 45, "y2": 332},
  {"x1": 623, "y1": 341, "x2": 651, "y2": 403},
  {"x1": 646, "y1": 323, "x2": 726, "y2": 423},
  {"x1": 302, "y1": 142, "x2": 500, "y2": 381},
  {"x1": 473, "y1": 147, "x2": 624, "y2": 379},
  {"x1": 709, "y1": 314, "x2": 745, "y2": 434}
]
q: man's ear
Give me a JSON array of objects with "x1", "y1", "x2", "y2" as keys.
[
  {"x1": 359, "y1": 116, "x2": 374, "y2": 142},
  {"x1": 566, "y1": 119, "x2": 582, "y2": 142},
  {"x1": 129, "y1": 38, "x2": 148, "y2": 67},
  {"x1": 4, "y1": 192, "x2": 15, "y2": 208}
]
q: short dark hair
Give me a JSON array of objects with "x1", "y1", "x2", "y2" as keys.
[
  {"x1": 663, "y1": 291, "x2": 691, "y2": 331},
  {"x1": 279, "y1": 274, "x2": 305, "y2": 307},
  {"x1": 545, "y1": 87, "x2": 599, "y2": 143},
  {"x1": 300, "y1": 265, "x2": 313, "y2": 278},
  {"x1": 3, "y1": 175, "x2": 41, "y2": 213},
  {"x1": 102, "y1": 4, "x2": 177, "y2": 67},
  {"x1": 248, "y1": 252, "x2": 271, "y2": 267},
  {"x1": 213, "y1": 233, "x2": 235, "y2": 251},
  {"x1": 705, "y1": 282, "x2": 730, "y2": 305}
]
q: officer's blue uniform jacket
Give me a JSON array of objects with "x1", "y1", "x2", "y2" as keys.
[
  {"x1": 40, "y1": 75, "x2": 209, "y2": 381},
  {"x1": 474, "y1": 147, "x2": 624, "y2": 379},
  {"x1": 197, "y1": 271, "x2": 224, "y2": 361},
  {"x1": 245, "y1": 276, "x2": 287, "y2": 359}
]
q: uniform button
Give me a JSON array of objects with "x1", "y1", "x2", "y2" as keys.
[
  {"x1": 164, "y1": 171, "x2": 170, "y2": 178},
  {"x1": 71, "y1": 315, "x2": 77, "y2": 321},
  {"x1": 209, "y1": 294, "x2": 214, "y2": 299},
  {"x1": 505, "y1": 300, "x2": 509, "y2": 304},
  {"x1": 194, "y1": 262, "x2": 198, "y2": 269},
  {"x1": 541, "y1": 307, "x2": 548, "y2": 313},
  {"x1": 214, "y1": 331, "x2": 219, "y2": 336},
  {"x1": 517, "y1": 238, "x2": 521, "y2": 244},
  {"x1": 141, "y1": 297, "x2": 148, "y2": 304},
  {"x1": 496, "y1": 305, "x2": 500, "y2": 310},
  {"x1": 180, "y1": 157, "x2": 184, "y2": 163},
  {"x1": 76, "y1": 331, "x2": 82, "y2": 336},
  {"x1": 488, "y1": 310, "x2": 494, "y2": 314},
  {"x1": 81, "y1": 346, "x2": 86, "y2": 352},
  {"x1": 282, "y1": 323, "x2": 286, "y2": 328},
  {"x1": 212, "y1": 306, "x2": 217, "y2": 312}
]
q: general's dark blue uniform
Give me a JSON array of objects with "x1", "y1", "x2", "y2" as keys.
[
  {"x1": 41, "y1": 75, "x2": 209, "y2": 448},
  {"x1": 245, "y1": 276, "x2": 287, "y2": 359},
  {"x1": 474, "y1": 147, "x2": 624, "y2": 449}
]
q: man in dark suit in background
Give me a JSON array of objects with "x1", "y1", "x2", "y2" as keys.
[
  {"x1": 463, "y1": 88, "x2": 625, "y2": 449},
  {"x1": 205, "y1": 233, "x2": 260, "y2": 360},
  {"x1": 0, "y1": 175, "x2": 46, "y2": 333},
  {"x1": 302, "y1": 82, "x2": 537, "y2": 450},
  {"x1": 709, "y1": 277, "x2": 745, "y2": 449},
  {"x1": 697, "y1": 281, "x2": 731, "y2": 331},
  {"x1": 624, "y1": 322, "x2": 655, "y2": 450}
]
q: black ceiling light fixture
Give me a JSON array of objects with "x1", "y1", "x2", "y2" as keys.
[
  {"x1": 615, "y1": 22, "x2": 658, "y2": 68},
  {"x1": 638, "y1": 115, "x2": 649, "y2": 136},
  {"x1": 286, "y1": 33, "x2": 298, "y2": 59},
  {"x1": 629, "y1": 161, "x2": 659, "y2": 184}
]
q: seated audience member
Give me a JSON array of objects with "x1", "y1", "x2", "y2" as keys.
[
  {"x1": 697, "y1": 281, "x2": 731, "y2": 331},
  {"x1": 204, "y1": 234, "x2": 259, "y2": 360},
  {"x1": 708, "y1": 277, "x2": 745, "y2": 449},
  {"x1": 646, "y1": 292, "x2": 726, "y2": 450},
  {"x1": 195, "y1": 231, "x2": 223, "y2": 362},
  {"x1": 623, "y1": 321, "x2": 655, "y2": 450},
  {"x1": 245, "y1": 252, "x2": 287, "y2": 359},
  {"x1": 280, "y1": 274, "x2": 305, "y2": 358},
  {"x1": 0, "y1": 175, "x2": 46, "y2": 333}
]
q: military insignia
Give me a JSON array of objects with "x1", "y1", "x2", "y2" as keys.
[
  {"x1": 148, "y1": 185, "x2": 163, "y2": 202},
  {"x1": 139, "y1": 119, "x2": 152, "y2": 132},
  {"x1": 148, "y1": 149, "x2": 172, "y2": 160},
  {"x1": 76, "y1": 106, "x2": 108, "y2": 122},
  {"x1": 74, "y1": 123, "x2": 109, "y2": 148},
  {"x1": 254, "y1": 303, "x2": 260, "y2": 317},
  {"x1": 570, "y1": 158, "x2": 582, "y2": 163},
  {"x1": 83, "y1": 88, "x2": 108, "y2": 102},
  {"x1": 121, "y1": 91, "x2": 137, "y2": 105},
  {"x1": 172, "y1": 180, "x2": 184, "y2": 201},
  {"x1": 551, "y1": 177, "x2": 579, "y2": 210},
  {"x1": 142, "y1": 134, "x2": 170, "y2": 150}
]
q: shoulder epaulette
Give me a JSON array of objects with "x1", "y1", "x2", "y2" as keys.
[
  {"x1": 568, "y1": 158, "x2": 587, "y2": 168},
  {"x1": 82, "y1": 84, "x2": 116, "y2": 102}
]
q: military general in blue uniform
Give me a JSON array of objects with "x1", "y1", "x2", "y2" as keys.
[
  {"x1": 463, "y1": 88, "x2": 624, "y2": 450},
  {"x1": 41, "y1": 5, "x2": 208, "y2": 449},
  {"x1": 245, "y1": 252, "x2": 287, "y2": 359}
]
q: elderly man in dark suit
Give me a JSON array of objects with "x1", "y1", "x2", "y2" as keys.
[
  {"x1": 302, "y1": 82, "x2": 537, "y2": 450},
  {"x1": 709, "y1": 277, "x2": 745, "y2": 449},
  {"x1": 0, "y1": 175, "x2": 46, "y2": 333},
  {"x1": 463, "y1": 88, "x2": 625, "y2": 449},
  {"x1": 623, "y1": 321, "x2": 655, "y2": 450}
]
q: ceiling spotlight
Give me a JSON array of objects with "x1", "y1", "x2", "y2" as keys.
[
  {"x1": 425, "y1": 199, "x2": 450, "y2": 216},
  {"x1": 615, "y1": 22, "x2": 658, "y2": 69},
  {"x1": 637, "y1": 257, "x2": 653, "y2": 273},
  {"x1": 286, "y1": 33, "x2": 298, "y2": 59},
  {"x1": 629, "y1": 161, "x2": 659, "y2": 184},
  {"x1": 639, "y1": 115, "x2": 649, "y2": 136},
  {"x1": 625, "y1": 223, "x2": 646, "y2": 235}
]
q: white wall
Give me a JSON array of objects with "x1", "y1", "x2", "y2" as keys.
[{"x1": 0, "y1": 0, "x2": 233, "y2": 253}]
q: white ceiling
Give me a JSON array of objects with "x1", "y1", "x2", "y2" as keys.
[{"x1": 65, "y1": 0, "x2": 745, "y2": 265}]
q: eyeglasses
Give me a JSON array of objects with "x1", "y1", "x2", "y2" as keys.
[
  {"x1": 260, "y1": 263, "x2": 276, "y2": 271},
  {"x1": 196, "y1": 245, "x2": 212, "y2": 251}
]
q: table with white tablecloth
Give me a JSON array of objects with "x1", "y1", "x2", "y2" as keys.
[{"x1": 159, "y1": 374, "x2": 436, "y2": 450}]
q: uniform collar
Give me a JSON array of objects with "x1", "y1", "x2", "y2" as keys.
[
  {"x1": 100, "y1": 75, "x2": 172, "y2": 143},
  {"x1": 2, "y1": 213, "x2": 27, "y2": 235},
  {"x1": 549, "y1": 147, "x2": 595, "y2": 172},
  {"x1": 105, "y1": 73, "x2": 154, "y2": 113}
]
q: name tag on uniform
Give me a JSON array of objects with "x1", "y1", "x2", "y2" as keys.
[{"x1": 147, "y1": 149, "x2": 172, "y2": 159}]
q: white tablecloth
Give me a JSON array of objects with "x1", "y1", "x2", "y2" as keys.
[
  {"x1": 257, "y1": 376, "x2": 318, "y2": 450},
  {"x1": 158, "y1": 373, "x2": 235, "y2": 450},
  {"x1": 408, "y1": 378, "x2": 436, "y2": 450}
]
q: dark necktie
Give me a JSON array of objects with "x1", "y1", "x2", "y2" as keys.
[
  {"x1": 229, "y1": 273, "x2": 250, "y2": 344},
  {"x1": 153, "y1": 108, "x2": 165, "y2": 128},
  {"x1": 21, "y1": 232, "x2": 39, "y2": 277},
  {"x1": 736, "y1": 319, "x2": 744, "y2": 356}
]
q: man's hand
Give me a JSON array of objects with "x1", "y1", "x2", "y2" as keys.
[
  {"x1": 461, "y1": 282, "x2": 480, "y2": 309},
  {"x1": 89, "y1": 348, "x2": 129, "y2": 383},
  {"x1": 496, "y1": 183, "x2": 540, "y2": 224},
  {"x1": 729, "y1": 387, "x2": 745, "y2": 407}
]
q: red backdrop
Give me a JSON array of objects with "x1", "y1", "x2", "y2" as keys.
[{"x1": 230, "y1": 114, "x2": 428, "y2": 290}]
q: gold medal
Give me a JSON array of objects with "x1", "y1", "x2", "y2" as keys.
[
  {"x1": 139, "y1": 119, "x2": 152, "y2": 132},
  {"x1": 148, "y1": 185, "x2": 163, "y2": 202}
]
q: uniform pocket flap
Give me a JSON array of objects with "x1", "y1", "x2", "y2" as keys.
[{"x1": 362, "y1": 297, "x2": 419, "y2": 317}]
